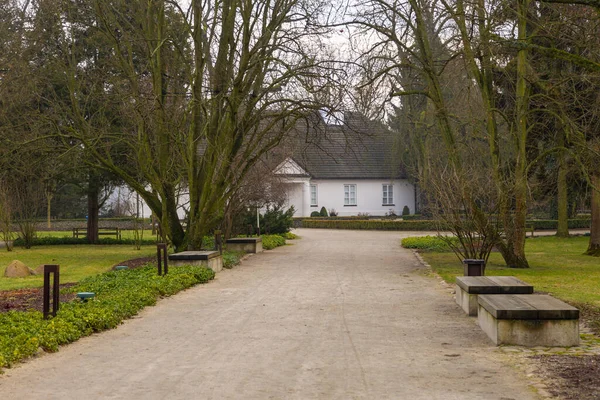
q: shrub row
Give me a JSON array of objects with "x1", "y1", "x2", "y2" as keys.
[
  {"x1": 0, "y1": 265, "x2": 214, "y2": 370},
  {"x1": 298, "y1": 218, "x2": 591, "y2": 231},
  {"x1": 300, "y1": 219, "x2": 441, "y2": 230},
  {"x1": 528, "y1": 219, "x2": 591, "y2": 230},
  {"x1": 401, "y1": 236, "x2": 455, "y2": 251}
]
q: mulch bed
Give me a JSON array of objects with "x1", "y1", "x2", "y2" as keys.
[
  {"x1": 0, "y1": 257, "x2": 156, "y2": 314},
  {"x1": 531, "y1": 355, "x2": 600, "y2": 400},
  {"x1": 0, "y1": 283, "x2": 78, "y2": 313}
]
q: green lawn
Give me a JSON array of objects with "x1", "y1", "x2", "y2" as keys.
[
  {"x1": 0, "y1": 245, "x2": 156, "y2": 291},
  {"x1": 420, "y1": 236, "x2": 600, "y2": 307}
]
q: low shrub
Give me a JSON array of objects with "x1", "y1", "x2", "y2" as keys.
[
  {"x1": 261, "y1": 205, "x2": 295, "y2": 234},
  {"x1": 222, "y1": 251, "x2": 244, "y2": 269},
  {"x1": 401, "y1": 236, "x2": 455, "y2": 251},
  {"x1": 310, "y1": 211, "x2": 321, "y2": 217},
  {"x1": 262, "y1": 234, "x2": 286, "y2": 250},
  {"x1": 319, "y1": 207, "x2": 328, "y2": 217},
  {"x1": 0, "y1": 265, "x2": 214, "y2": 370},
  {"x1": 402, "y1": 205, "x2": 410, "y2": 216},
  {"x1": 279, "y1": 232, "x2": 299, "y2": 240}
]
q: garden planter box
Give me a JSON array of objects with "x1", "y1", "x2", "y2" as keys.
[
  {"x1": 226, "y1": 237, "x2": 263, "y2": 253},
  {"x1": 168, "y1": 251, "x2": 223, "y2": 272},
  {"x1": 455, "y1": 276, "x2": 533, "y2": 316},
  {"x1": 477, "y1": 294, "x2": 579, "y2": 346}
]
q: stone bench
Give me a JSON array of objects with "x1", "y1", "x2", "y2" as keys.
[
  {"x1": 168, "y1": 251, "x2": 223, "y2": 272},
  {"x1": 455, "y1": 276, "x2": 533, "y2": 316},
  {"x1": 477, "y1": 294, "x2": 579, "y2": 346},
  {"x1": 226, "y1": 237, "x2": 263, "y2": 253}
]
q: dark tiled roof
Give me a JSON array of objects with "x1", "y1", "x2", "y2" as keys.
[{"x1": 289, "y1": 112, "x2": 405, "y2": 180}]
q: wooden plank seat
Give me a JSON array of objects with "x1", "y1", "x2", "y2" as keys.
[
  {"x1": 455, "y1": 276, "x2": 533, "y2": 316},
  {"x1": 477, "y1": 294, "x2": 579, "y2": 346},
  {"x1": 168, "y1": 251, "x2": 223, "y2": 273},
  {"x1": 72, "y1": 227, "x2": 122, "y2": 240}
]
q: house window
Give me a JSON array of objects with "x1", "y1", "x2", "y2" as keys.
[
  {"x1": 383, "y1": 184, "x2": 394, "y2": 205},
  {"x1": 344, "y1": 184, "x2": 357, "y2": 206},
  {"x1": 310, "y1": 184, "x2": 318, "y2": 206}
]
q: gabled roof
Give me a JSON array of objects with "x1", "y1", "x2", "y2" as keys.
[
  {"x1": 284, "y1": 111, "x2": 405, "y2": 180},
  {"x1": 273, "y1": 158, "x2": 310, "y2": 177}
]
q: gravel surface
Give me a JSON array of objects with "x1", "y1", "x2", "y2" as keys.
[{"x1": 0, "y1": 229, "x2": 539, "y2": 399}]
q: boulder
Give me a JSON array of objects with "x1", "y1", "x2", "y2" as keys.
[
  {"x1": 4, "y1": 260, "x2": 33, "y2": 278},
  {"x1": 32, "y1": 265, "x2": 47, "y2": 275}
]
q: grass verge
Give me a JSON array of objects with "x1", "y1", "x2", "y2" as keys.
[
  {"x1": 0, "y1": 245, "x2": 156, "y2": 291},
  {"x1": 416, "y1": 235, "x2": 600, "y2": 331}
]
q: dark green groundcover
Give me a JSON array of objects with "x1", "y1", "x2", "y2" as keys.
[{"x1": 0, "y1": 265, "x2": 215, "y2": 370}]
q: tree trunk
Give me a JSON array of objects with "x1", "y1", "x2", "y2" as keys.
[
  {"x1": 500, "y1": 0, "x2": 530, "y2": 269},
  {"x1": 556, "y1": 148, "x2": 569, "y2": 237},
  {"x1": 87, "y1": 176, "x2": 100, "y2": 244},
  {"x1": 586, "y1": 174, "x2": 600, "y2": 256},
  {"x1": 46, "y1": 191, "x2": 52, "y2": 229}
]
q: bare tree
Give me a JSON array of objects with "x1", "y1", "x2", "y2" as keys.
[{"x1": 38, "y1": 0, "x2": 343, "y2": 250}]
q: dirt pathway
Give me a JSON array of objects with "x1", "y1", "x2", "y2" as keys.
[{"x1": 0, "y1": 229, "x2": 539, "y2": 399}]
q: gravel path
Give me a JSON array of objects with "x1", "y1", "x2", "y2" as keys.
[{"x1": 0, "y1": 229, "x2": 539, "y2": 399}]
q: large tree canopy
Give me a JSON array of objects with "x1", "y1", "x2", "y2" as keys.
[{"x1": 30, "y1": 0, "x2": 344, "y2": 250}]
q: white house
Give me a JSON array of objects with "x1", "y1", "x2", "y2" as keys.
[{"x1": 273, "y1": 112, "x2": 415, "y2": 217}]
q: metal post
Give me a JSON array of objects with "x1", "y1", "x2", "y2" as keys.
[
  {"x1": 157, "y1": 243, "x2": 168, "y2": 275},
  {"x1": 248, "y1": 224, "x2": 253, "y2": 237},
  {"x1": 43, "y1": 265, "x2": 60, "y2": 319}
]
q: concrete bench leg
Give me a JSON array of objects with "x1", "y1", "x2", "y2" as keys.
[
  {"x1": 478, "y1": 305, "x2": 580, "y2": 346},
  {"x1": 455, "y1": 284, "x2": 478, "y2": 316}
]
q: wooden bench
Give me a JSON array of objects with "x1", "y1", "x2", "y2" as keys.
[
  {"x1": 226, "y1": 237, "x2": 263, "y2": 253},
  {"x1": 168, "y1": 251, "x2": 223, "y2": 272},
  {"x1": 477, "y1": 294, "x2": 579, "y2": 346},
  {"x1": 455, "y1": 276, "x2": 533, "y2": 316},
  {"x1": 525, "y1": 225, "x2": 535, "y2": 237},
  {"x1": 73, "y1": 227, "x2": 122, "y2": 240}
]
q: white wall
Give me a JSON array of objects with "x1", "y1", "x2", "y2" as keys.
[
  {"x1": 283, "y1": 183, "x2": 304, "y2": 217},
  {"x1": 108, "y1": 185, "x2": 188, "y2": 220},
  {"x1": 309, "y1": 179, "x2": 415, "y2": 217}
]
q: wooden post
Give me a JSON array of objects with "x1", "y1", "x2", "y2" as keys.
[
  {"x1": 214, "y1": 230, "x2": 222, "y2": 255},
  {"x1": 157, "y1": 243, "x2": 168, "y2": 275},
  {"x1": 43, "y1": 265, "x2": 60, "y2": 319}
]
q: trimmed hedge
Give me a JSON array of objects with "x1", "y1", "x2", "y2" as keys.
[
  {"x1": 528, "y1": 219, "x2": 591, "y2": 230},
  {"x1": 301, "y1": 219, "x2": 441, "y2": 230},
  {"x1": 0, "y1": 265, "x2": 214, "y2": 370},
  {"x1": 298, "y1": 218, "x2": 591, "y2": 231}
]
